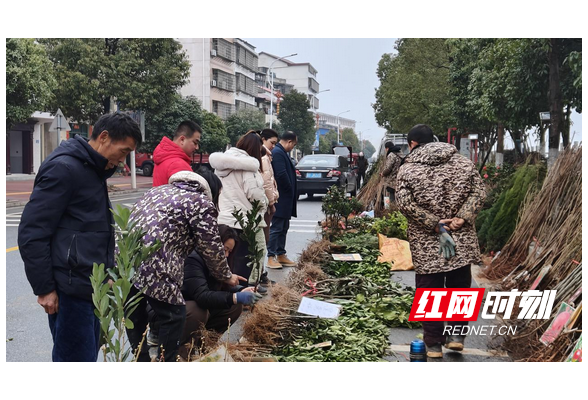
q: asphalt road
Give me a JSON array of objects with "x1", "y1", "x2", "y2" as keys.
[
  {"x1": 5, "y1": 189, "x2": 152, "y2": 362},
  {"x1": 4, "y1": 192, "x2": 324, "y2": 362}
]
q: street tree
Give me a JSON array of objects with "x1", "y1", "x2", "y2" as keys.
[
  {"x1": 6, "y1": 38, "x2": 56, "y2": 129},
  {"x1": 225, "y1": 108, "x2": 266, "y2": 146},
  {"x1": 278, "y1": 89, "x2": 316, "y2": 154},
  {"x1": 38, "y1": 38, "x2": 190, "y2": 124},
  {"x1": 318, "y1": 130, "x2": 339, "y2": 154},
  {"x1": 200, "y1": 111, "x2": 230, "y2": 154},
  {"x1": 363, "y1": 140, "x2": 376, "y2": 159},
  {"x1": 341, "y1": 128, "x2": 360, "y2": 150},
  {"x1": 373, "y1": 38, "x2": 453, "y2": 135}
]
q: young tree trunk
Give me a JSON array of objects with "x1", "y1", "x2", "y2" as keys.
[
  {"x1": 548, "y1": 38, "x2": 563, "y2": 169},
  {"x1": 562, "y1": 104, "x2": 571, "y2": 147},
  {"x1": 496, "y1": 123, "x2": 505, "y2": 167}
]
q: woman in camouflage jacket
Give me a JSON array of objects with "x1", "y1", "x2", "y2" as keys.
[{"x1": 396, "y1": 125, "x2": 486, "y2": 357}]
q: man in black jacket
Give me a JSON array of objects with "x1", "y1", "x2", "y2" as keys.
[
  {"x1": 18, "y1": 112, "x2": 142, "y2": 362},
  {"x1": 267, "y1": 131, "x2": 298, "y2": 268},
  {"x1": 356, "y1": 151, "x2": 369, "y2": 188}
]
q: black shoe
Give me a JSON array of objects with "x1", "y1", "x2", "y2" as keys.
[
  {"x1": 444, "y1": 335, "x2": 465, "y2": 351},
  {"x1": 259, "y1": 272, "x2": 276, "y2": 286},
  {"x1": 255, "y1": 284, "x2": 268, "y2": 295}
]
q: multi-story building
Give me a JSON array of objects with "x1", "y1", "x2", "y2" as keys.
[
  {"x1": 316, "y1": 112, "x2": 356, "y2": 135},
  {"x1": 177, "y1": 38, "x2": 259, "y2": 119},
  {"x1": 257, "y1": 52, "x2": 321, "y2": 112}
]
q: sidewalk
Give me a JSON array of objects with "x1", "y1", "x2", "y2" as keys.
[{"x1": 5, "y1": 173, "x2": 153, "y2": 207}]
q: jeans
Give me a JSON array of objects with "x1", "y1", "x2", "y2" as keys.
[
  {"x1": 126, "y1": 286, "x2": 186, "y2": 362},
  {"x1": 48, "y1": 289, "x2": 101, "y2": 362},
  {"x1": 415, "y1": 265, "x2": 472, "y2": 347},
  {"x1": 267, "y1": 216, "x2": 290, "y2": 257}
]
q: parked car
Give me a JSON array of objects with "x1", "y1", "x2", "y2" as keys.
[
  {"x1": 296, "y1": 154, "x2": 357, "y2": 199},
  {"x1": 135, "y1": 151, "x2": 154, "y2": 177},
  {"x1": 191, "y1": 152, "x2": 212, "y2": 172}
]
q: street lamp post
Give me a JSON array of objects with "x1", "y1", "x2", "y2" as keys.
[
  {"x1": 267, "y1": 53, "x2": 297, "y2": 128},
  {"x1": 337, "y1": 110, "x2": 350, "y2": 144}
]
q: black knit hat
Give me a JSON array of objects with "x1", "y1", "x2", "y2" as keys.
[{"x1": 407, "y1": 124, "x2": 435, "y2": 145}]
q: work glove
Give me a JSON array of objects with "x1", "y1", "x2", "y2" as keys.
[
  {"x1": 438, "y1": 224, "x2": 456, "y2": 260},
  {"x1": 235, "y1": 291, "x2": 263, "y2": 306}
]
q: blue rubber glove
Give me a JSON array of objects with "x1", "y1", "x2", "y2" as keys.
[
  {"x1": 235, "y1": 291, "x2": 263, "y2": 305},
  {"x1": 438, "y1": 224, "x2": 456, "y2": 260}
]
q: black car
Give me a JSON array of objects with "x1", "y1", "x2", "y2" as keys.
[{"x1": 296, "y1": 154, "x2": 357, "y2": 199}]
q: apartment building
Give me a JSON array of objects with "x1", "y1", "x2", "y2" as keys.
[
  {"x1": 257, "y1": 52, "x2": 321, "y2": 111},
  {"x1": 177, "y1": 38, "x2": 259, "y2": 119}
]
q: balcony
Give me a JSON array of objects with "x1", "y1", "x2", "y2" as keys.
[{"x1": 212, "y1": 38, "x2": 235, "y2": 62}]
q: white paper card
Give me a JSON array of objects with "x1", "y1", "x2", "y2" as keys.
[{"x1": 297, "y1": 297, "x2": 342, "y2": 319}]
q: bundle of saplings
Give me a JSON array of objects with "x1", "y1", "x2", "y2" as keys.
[{"x1": 476, "y1": 154, "x2": 546, "y2": 253}]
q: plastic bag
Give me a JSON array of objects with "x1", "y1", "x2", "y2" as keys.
[{"x1": 377, "y1": 233, "x2": 414, "y2": 271}]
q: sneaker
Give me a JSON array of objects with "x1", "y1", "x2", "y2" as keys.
[
  {"x1": 267, "y1": 256, "x2": 283, "y2": 269},
  {"x1": 426, "y1": 343, "x2": 443, "y2": 358},
  {"x1": 277, "y1": 255, "x2": 297, "y2": 267},
  {"x1": 444, "y1": 335, "x2": 465, "y2": 351}
]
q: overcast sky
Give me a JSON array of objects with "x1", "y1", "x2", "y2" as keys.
[
  {"x1": 244, "y1": 38, "x2": 395, "y2": 148},
  {"x1": 244, "y1": 38, "x2": 582, "y2": 152}
]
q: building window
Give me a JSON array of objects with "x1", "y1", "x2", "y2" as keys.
[
  {"x1": 236, "y1": 73, "x2": 257, "y2": 97},
  {"x1": 308, "y1": 77, "x2": 319, "y2": 93},
  {"x1": 236, "y1": 46, "x2": 258, "y2": 72},
  {"x1": 212, "y1": 69, "x2": 235, "y2": 92},
  {"x1": 212, "y1": 38, "x2": 235, "y2": 62},
  {"x1": 213, "y1": 101, "x2": 235, "y2": 119},
  {"x1": 235, "y1": 100, "x2": 256, "y2": 112}
]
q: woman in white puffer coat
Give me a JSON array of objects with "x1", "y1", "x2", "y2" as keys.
[{"x1": 209, "y1": 131, "x2": 268, "y2": 287}]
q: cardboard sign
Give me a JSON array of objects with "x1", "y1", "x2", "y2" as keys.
[
  {"x1": 331, "y1": 253, "x2": 362, "y2": 262},
  {"x1": 297, "y1": 297, "x2": 342, "y2": 319}
]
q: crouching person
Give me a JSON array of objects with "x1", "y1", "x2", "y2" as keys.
[{"x1": 179, "y1": 224, "x2": 262, "y2": 359}]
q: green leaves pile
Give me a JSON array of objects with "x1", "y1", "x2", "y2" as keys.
[
  {"x1": 269, "y1": 223, "x2": 419, "y2": 361},
  {"x1": 274, "y1": 299, "x2": 389, "y2": 362}
]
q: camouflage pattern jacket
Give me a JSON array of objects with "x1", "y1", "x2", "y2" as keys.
[
  {"x1": 396, "y1": 142, "x2": 486, "y2": 275},
  {"x1": 381, "y1": 152, "x2": 403, "y2": 190},
  {"x1": 129, "y1": 178, "x2": 231, "y2": 305}
]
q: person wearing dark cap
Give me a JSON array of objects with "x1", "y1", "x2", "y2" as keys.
[
  {"x1": 380, "y1": 142, "x2": 403, "y2": 202},
  {"x1": 395, "y1": 124, "x2": 486, "y2": 359}
]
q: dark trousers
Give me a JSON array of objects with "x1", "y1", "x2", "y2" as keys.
[
  {"x1": 415, "y1": 265, "x2": 472, "y2": 347},
  {"x1": 126, "y1": 286, "x2": 186, "y2": 362},
  {"x1": 358, "y1": 172, "x2": 366, "y2": 188},
  {"x1": 268, "y1": 216, "x2": 290, "y2": 257},
  {"x1": 232, "y1": 228, "x2": 253, "y2": 282},
  {"x1": 48, "y1": 289, "x2": 101, "y2": 362},
  {"x1": 263, "y1": 207, "x2": 275, "y2": 244},
  {"x1": 179, "y1": 300, "x2": 242, "y2": 358}
]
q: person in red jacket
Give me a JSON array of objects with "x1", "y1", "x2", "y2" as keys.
[{"x1": 152, "y1": 120, "x2": 202, "y2": 186}]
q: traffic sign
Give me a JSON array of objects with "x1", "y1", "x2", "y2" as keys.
[{"x1": 48, "y1": 108, "x2": 71, "y2": 133}]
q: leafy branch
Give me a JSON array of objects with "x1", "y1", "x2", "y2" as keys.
[
  {"x1": 231, "y1": 200, "x2": 265, "y2": 287},
  {"x1": 90, "y1": 204, "x2": 161, "y2": 362}
]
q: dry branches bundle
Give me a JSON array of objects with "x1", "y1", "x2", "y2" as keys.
[
  {"x1": 240, "y1": 284, "x2": 301, "y2": 347},
  {"x1": 357, "y1": 156, "x2": 396, "y2": 216},
  {"x1": 485, "y1": 145, "x2": 582, "y2": 288},
  {"x1": 286, "y1": 261, "x2": 328, "y2": 292},
  {"x1": 481, "y1": 146, "x2": 582, "y2": 362},
  {"x1": 297, "y1": 238, "x2": 333, "y2": 265}
]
